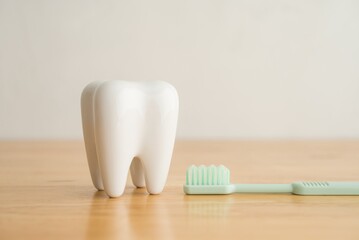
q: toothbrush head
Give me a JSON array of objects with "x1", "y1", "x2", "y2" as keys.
[{"x1": 184, "y1": 165, "x2": 234, "y2": 194}]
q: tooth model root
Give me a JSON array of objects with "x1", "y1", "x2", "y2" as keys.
[
  {"x1": 130, "y1": 157, "x2": 146, "y2": 188},
  {"x1": 142, "y1": 153, "x2": 172, "y2": 195},
  {"x1": 81, "y1": 82, "x2": 104, "y2": 191},
  {"x1": 81, "y1": 80, "x2": 179, "y2": 198}
]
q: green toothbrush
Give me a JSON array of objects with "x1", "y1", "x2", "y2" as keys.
[{"x1": 183, "y1": 165, "x2": 359, "y2": 195}]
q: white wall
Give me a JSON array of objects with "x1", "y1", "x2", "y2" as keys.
[{"x1": 1, "y1": 0, "x2": 359, "y2": 139}]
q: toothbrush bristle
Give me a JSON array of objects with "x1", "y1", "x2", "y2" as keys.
[{"x1": 186, "y1": 165, "x2": 231, "y2": 186}]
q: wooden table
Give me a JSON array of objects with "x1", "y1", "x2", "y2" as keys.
[{"x1": 1, "y1": 141, "x2": 359, "y2": 240}]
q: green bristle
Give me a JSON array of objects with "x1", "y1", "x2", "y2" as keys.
[{"x1": 186, "y1": 165, "x2": 230, "y2": 186}]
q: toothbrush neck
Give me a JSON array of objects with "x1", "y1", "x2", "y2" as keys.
[{"x1": 234, "y1": 183, "x2": 293, "y2": 193}]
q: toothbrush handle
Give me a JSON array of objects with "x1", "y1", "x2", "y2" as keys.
[
  {"x1": 234, "y1": 182, "x2": 359, "y2": 195},
  {"x1": 292, "y1": 182, "x2": 359, "y2": 195}
]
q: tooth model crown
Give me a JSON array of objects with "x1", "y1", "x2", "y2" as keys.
[{"x1": 81, "y1": 80, "x2": 179, "y2": 197}]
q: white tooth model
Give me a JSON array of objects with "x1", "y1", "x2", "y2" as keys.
[{"x1": 81, "y1": 80, "x2": 179, "y2": 197}]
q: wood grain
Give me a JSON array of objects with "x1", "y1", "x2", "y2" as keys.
[{"x1": 1, "y1": 140, "x2": 359, "y2": 240}]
